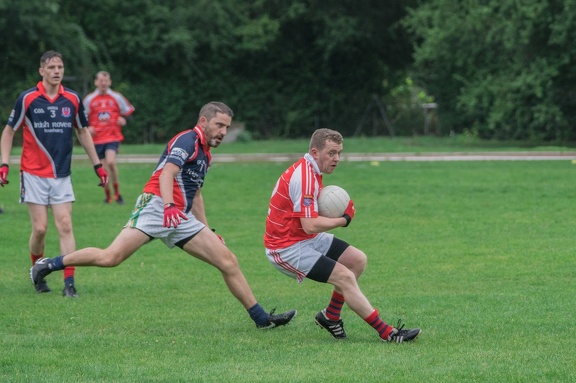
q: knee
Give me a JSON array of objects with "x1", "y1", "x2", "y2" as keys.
[
  {"x1": 32, "y1": 224, "x2": 48, "y2": 239},
  {"x1": 216, "y1": 251, "x2": 240, "y2": 274},
  {"x1": 355, "y1": 250, "x2": 367, "y2": 270},
  {"x1": 333, "y1": 266, "x2": 358, "y2": 288},
  {"x1": 99, "y1": 249, "x2": 123, "y2": 267},
  {"x1": 341, "y1": 247, "x2": 367, "y2": 274}
]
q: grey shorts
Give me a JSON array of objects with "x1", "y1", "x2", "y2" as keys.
[
  {"x1": 266, "y1": 232, "x2": 336, "y2": 283},
  {"x1": 126, "y1": 193, "x2": 205, "y2": 248},
  {"x1": 20, "y1": 171, "x2": 75, "y2": 205}
]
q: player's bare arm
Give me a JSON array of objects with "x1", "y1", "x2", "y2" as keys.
[
  {"x1": 1, "y1": 125, "x2": 15, "y2": 164},
  {"x1": 191, "y1": 189, "x2": 209, "y2": 226},
  {"x1": 158, "y1": 162, "x2": 180, "y2": 205},
  {"x1": 75, "y1": 127, "x2": 102, "y2": 167},
  {"x1": 300, "y1": 216, "x2": 348, "y2": 234}
]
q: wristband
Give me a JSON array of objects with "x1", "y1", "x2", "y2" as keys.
[
  {"x1": 94, "y1": 164, "x2": 102, "y2": 170},
  {"x1": 164, "y1": 203, "x2": 175, "y2": 208},
  {"x1": 1, "y1": 163, "x2": 8, "y2": 168},
  {"x1": 342, "y1": 214, "x2": 352, "y2": 227}
]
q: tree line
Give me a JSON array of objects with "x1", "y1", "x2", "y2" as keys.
[{"x1": 1, "y1": 0, "x2": 574, "y2": 143}]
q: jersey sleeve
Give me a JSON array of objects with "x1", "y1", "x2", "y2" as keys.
[
  {"x1": 165, "y1": 132, "x2": 198, "y2": 168},
  {"x1": 6, "y1": 92, "x2": 27, "y2": 130}
]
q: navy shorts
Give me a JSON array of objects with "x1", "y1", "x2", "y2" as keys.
[{"x1": 95, "y1": 142, "x2": 120, "y2": 160}]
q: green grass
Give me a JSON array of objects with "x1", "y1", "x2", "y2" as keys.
[
  {"x1": 117, "y1": 135, "x2": 576, "y2": 154},
  {"x1": 6, "y1": 135, "x2": 575, "y2": 158},
  {"x1": 1, "y1": 158, "x2": 575, "y2": 382}
]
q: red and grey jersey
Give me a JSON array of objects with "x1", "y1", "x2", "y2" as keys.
[
  {"x1": 264, "y1": 153, "x2": 323, "y2": 249},
  {"x1": 6, "y1": 81, "x2": 88, "y2": 178},
  {"x1": 84, "y1": 88, "x2": 135, "y2": 144},
  {"x1": 143, "y1": 126, "x2": 211, "y2": 213}
]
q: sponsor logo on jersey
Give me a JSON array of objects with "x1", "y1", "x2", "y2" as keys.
[
  {"x1": 98, "y1": 112, "x2": 111, "y2": 121},
  {"x1": 303, "y1": 194, "x2": 313, "y2": 206},
  {"x1": 170, "y1": 148, "x2": 189, "y2": 161}
]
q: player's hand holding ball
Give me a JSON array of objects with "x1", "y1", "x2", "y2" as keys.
[
  {"x1": 342, "y1": 200, "x2": 355, "y2": 227},
  {"x1": 0, "y1": 163, "x2": 9, "y2": 187},
  {"x1": 163, "y1": 203, "x2": 188, "y2": 228},
  {"x1": 94, "y1": 164, "x2": 109, "y2": 187}
]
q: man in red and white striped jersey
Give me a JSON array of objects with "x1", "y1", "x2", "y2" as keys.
[
  {"x1": 84, "y1": 71, "x2": 135, "y2": 205},
  {"x1": 264, "y1": 128, "x2": 421, "y2": 343}
]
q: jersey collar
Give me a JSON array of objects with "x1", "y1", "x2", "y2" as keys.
[
  {"x1": 37, "y1": 81, "x2": 64, "y2": 101},
  {"x1": 304, "y1": 153, "x2": 321, "y2": 174},
  {"x1": 193, "y1": 125, "x2": 212, "y2": 162}
]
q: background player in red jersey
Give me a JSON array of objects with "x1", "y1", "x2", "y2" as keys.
[
  {"x1": 0, "y1": 50, "x2": 108, "y2": 297},
  {"x1": 264, "y1": 128, "x2": 421, "y2": 343},
  {"x1": 31, "y1": 102, "x2": 296, "y2": 330},
  {"x1": 84, "y1": 71, "x2": 135, "y2": 205}
]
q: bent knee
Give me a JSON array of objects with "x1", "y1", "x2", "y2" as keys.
[
  {"x1": 331, "y1": 265, "x2": 358, "y2": 286},
  {"x1": 215, "y1": 251, "x2": 240, "y2": 273},
  {"x1": 99, "y1": 249, "x2": 125, "y2": 267}
]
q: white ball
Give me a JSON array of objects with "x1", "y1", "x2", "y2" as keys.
[{"x1": 318, "y1": 185, "x2": 350, "y2": 218}]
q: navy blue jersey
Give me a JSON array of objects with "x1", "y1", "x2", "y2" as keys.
[
  {"x1": 143, "y1": 126, "x2": 212, "y2": 213},
  {"x1": 6, "y1": 81, "x2": 89, "y2": 178}
]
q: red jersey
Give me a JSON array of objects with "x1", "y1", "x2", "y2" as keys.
[
  {"x1": 264, "y1": 153, "x2": 323, "y2": 249},
  {"x1": 83, "y1": 88, "x2": 135, "y2": 144}
]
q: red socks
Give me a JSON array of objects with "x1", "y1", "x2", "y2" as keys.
[
  {"x1": 364, "y1": 309, "x2": 394, "y2": 340},
  {"x1": 30, "y1": 253, "x2": 43, "y2": 265},
  {"x1": 325, "y1": 291, "x2": 345, "y2": 320},
  {"x1": 113, "y1": 182, "x2": 120, "y2": 199},
  {"x1": 63, "y1": 266, "x2": 76, "y2": 280}
]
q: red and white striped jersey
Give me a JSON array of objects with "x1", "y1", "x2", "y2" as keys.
[
  {"x1": 264, "y1": 153, "x2": 323, "y2": 249},
  {"x1": 83, "y1": 88, "x2": 135, "y2": 144}
]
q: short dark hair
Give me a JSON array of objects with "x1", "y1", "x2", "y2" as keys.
[
  {"x1": 40, "y1": 50, "x2": 63, "y2": 67},
  {"x1": 199, "y1": 101, "x2": 234, "y2": 121}
]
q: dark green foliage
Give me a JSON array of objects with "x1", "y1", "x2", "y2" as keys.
[
  {"x1": 2, "y1": 0, "x2": 575, "y2": 142},
  {"x1": 404, "y1": 0, "x2": 576, "y2": 142},
  {"x1": 0, "y1": 0, "x2": 415, "y2": 142}
]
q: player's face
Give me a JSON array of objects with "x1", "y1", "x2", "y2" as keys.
[
  {"x1": 39, "y1": 57, "x2": 64, "y2": 87},
  {"x1": 95, "y1": 75, "x2": 111, "y2": 94},
  {"x1": 313, "y1": 140, "x2": 342, "y2": 174},
  {"x1": 202, "y1": 112, "x2": 231, "y2": 147}
]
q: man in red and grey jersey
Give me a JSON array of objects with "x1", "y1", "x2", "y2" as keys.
[
  {"x1": 31, "y1": 101, "x2": 296, "y2": 330},
  {"x1": 0, "y1": 50, "x2": 108, "y2": 298},
  {"x1": 264, "y1": 128, "x2": 421, "y2": 343},
  {"x1": 84, "y1": 71, "x2": 135, "y2": 205}
]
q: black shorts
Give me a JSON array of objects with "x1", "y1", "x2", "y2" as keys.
[{"x1": 307, "y1": 237, "x2": 350, "y2": 283}]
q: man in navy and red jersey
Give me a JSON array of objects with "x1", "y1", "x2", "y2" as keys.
[
  {"x1": 264, "y1": 128, "x2": 421, "y2": 343},
  {"x1": 84, "y1": 71, "x2": 135, "y2": 205},
  {"x1": 0, "y1": 50, "x2": 108, "y2": 298},
  {"x1": 31, "y1": 101, "x2": 296, "y2": 330}
]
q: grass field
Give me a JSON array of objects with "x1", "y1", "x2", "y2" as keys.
[
  {"x1": 1, "y1": 153, "x2": 575, "y2": 382},
  {"x1": 6, "y1": 135, "x2": 576, "y2": 158}
]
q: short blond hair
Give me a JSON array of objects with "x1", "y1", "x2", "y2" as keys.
[{"x1": 309, "y1": 128, "x2": 343, "y2": 151}]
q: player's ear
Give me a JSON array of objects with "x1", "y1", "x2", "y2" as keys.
[
  {"x1": 198, "y1": 116, "x2": 208, "y2": 127},
  {"x1": 310, "y1": 147, "x2": 319, "y2": 159}
]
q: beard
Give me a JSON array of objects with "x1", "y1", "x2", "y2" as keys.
[{"x1": 208, "y1": 138, "x2": 222, "y2": 147}]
